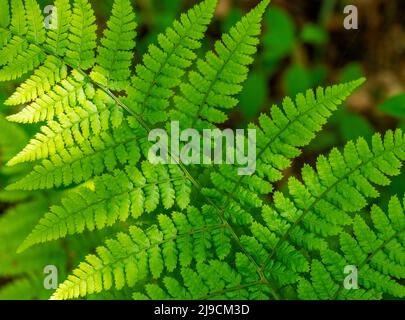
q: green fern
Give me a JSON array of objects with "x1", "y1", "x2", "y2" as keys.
[
  {"x1": 299, "y1": 195, "x2": 405, "y2": 299},
  {"x1": 122, "y1": 0, "x2": 218, "y2": 124},
  {"x1": 91, "y1": 0, "x2": 136, "y2": 90},
  {"x1": 169, "y1": 0, "x2": 267, "y2": 130},
  {"x1": 18, "y1": 162, "x2": 192, "y2": 252},
  {"x1": 50, "y1": 206, "x2": 229, "y2": 300},
  {"x1": 1, "y1": 0, "x2": 404, "y2": 301}
]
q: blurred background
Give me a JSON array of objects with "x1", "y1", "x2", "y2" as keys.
[{"x1": 0, "y1": 0, "x2": 404, "y2": 299}]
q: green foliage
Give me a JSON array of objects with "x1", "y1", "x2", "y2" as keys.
[
  {"x1": 169, "y1": 0, "x2": 267, "y2": 130},
  {"x1": 65, "y1": 0, "x2": 97, "y2": 70},
  {"x1": 301, "y1": 23, "x2": 328, "y2": 46},
  {"x1": 124, "y1": 0, "x2": 218, "y2": 125},
  {"x1": 51, "y1": 206, "x2": 228, "y2": 300},
  {"x1": 45, "y1": 0, "x2": 71, "y2": 56},
  {"x1": 239, "y1": 71, "x2": 268, "y2": 118},
  {"x1": 378, "y1": 94, "x2": 405, "y2": 118},
  {"x1": 0, "y1": 0, "x2": 404, "y2": 301},
  {"x1": 92, "y1": 0, "x2": 137, "y2": 90},
  {"x1": 18, "y1": 162, "x2": 192, "y2": 252},
  {"x1": 299, "y1": 195, "x2": 405, "y2": 299},
  {"x1": 263, "y1": 7, "x2": 295, "y2": 64}
]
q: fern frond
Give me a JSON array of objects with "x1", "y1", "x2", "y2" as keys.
[
  {"x1": 0, "y1": 277, "x2": 48, "y2": 300},
  {"x1": 170, "y1": 0, "x2": 269, "y2": 130},
  {"x1": 7, "y1": 119, "x2": 142, "y2": 190},
  {"x1": 10, "y1": 0, "x2": 26, "y2": 36},
  {"x1": 7, "y1": 89, "x2": 124, "y2": 166},
  {"x1": 4, "y1": 56, "x2": 68, "y2": 106},
  {"x1": 24, "y1": 0, "x2": 45, "y2": 44},
  {"x1": 7, "y1": 69, "x2": 91, "y2": 123},
  {"x1": 0, "y1": 43, "x2": 45, "y2": 80},
  {"x1": 91, "y1": 0, "x2": 137, "y2": 90},
  {"x1": 44, "y1": 0, "x2": 71, "y2": 56},
  {"x1": 0, "y1": 199, "x2": 67, "y2": 278},
  {"x1": 18, "y1": 163, "x2": 192, "y2": 252},
  {"x1": 50, "y1": 207, "x2": 227, "y2": 300},
  {"x1": 65, "y1": 0, "x2": 97, "y2": 69},
  {"x1": 123, "y1": 0, "x2": 218, "y2": 124},
  {"x1": 2, "y1": 0, "x2": 403, "y2": 302},
  {"x1": 299, "y1": 195, "x2": 405, "y2": 299},
  {"x1": 248, "y1": 130, "x2": 405, "y2": 286},
  {"x1": 0, "y1": 0, "x2": 10, "y2": 29},
  {"x1": 204, "y1": 79, "x2": 365, "y2": 228},
  {"x1": 132, "y1": 260, "x2": 266, "y2": 300}
]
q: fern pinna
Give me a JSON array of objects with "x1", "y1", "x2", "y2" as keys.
[{"x1": 0, "y1": 0, "x2": 404, "y2": 300}]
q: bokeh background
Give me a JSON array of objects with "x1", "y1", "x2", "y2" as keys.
[{"x1": 0, "y1": 0, "x2": 404, "y2": 299}]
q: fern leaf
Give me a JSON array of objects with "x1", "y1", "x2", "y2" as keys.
[
  {"x1": 65, "y1": 0, "x2": 97, "y2": 69},
  {"x1": 204, "y1": 80, "x2": 365, "y2": 229},
  {"x1": 50, "y1": 207, "x2": 226, "y2": 299},
  {"x1": 18, "y1": 163, "x2": 192, "y2": 252},
  {"x1": 44, "y1": 0, "x2": 71, "y2": 56},
  {"x1": 7, "y1": 119, "x2": 142, "y2": 190},
  {"x1": 253, "y1": 130, "x2": 405, "y2": 285},
  {"x1": 4, "y1": 56, "x2": 68, "y2": 106},
  {"x1": 132, "y1": 261, "x2": 262, "y2": 300},
  {"x1": 24, "y1": 0, "x2": 45, "y2": 44},
  {"x1": 6, "y1": 89, "x2": 124, "y2": 166},
  {"x1": 7, "y1": 69, "x2": 91, "y2": 123},
  {"x1": 124, "y1": 0, "x2": 218, "y2": 124},
  {"x1": 170, "y1": 0, "x2": 269, "y2": 130},
  {"x1": 91, "y1": 0, "x2": 137, "y2": 90},
  {"x1": 10, "y1": 0, "x2": 26, "y2": 35},
  {"x1": 299, "y1": 195, "x2": 405, "y2": 299}
]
